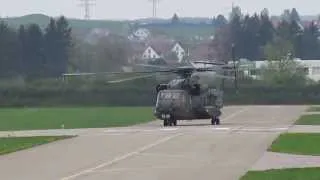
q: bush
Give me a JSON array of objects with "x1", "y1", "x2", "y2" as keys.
[{"x1": 1, "y1": 77, "x2": 320, "y2": 107}]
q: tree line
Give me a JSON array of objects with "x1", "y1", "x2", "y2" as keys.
[
  {"x1": 0, "y1": 8, "x2": 319, "y2": 80},
  {"x1": 0, "y1": 16, "x2": 72, "y2": 79},
  {"x1": 212, "y1": 7, "x2": 320, "y2": 61}
]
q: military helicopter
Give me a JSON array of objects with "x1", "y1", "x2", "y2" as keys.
[
  {"x1": 134, "y1": 60, "x2": 237, "y2": 126},
  {"x1": 62, "y1": 60, "x2": 238, "y2": 127}
]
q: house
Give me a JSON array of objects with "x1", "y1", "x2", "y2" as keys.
[
  {"x1": 140, "y1": 40, "x2": 188, "y2": 64},
  {"x1": 128, "y1": 28, "x2": 151, "y2": 41},
  {"x1": 129, "y1": 37, "x2": 221, "y2": 66}
]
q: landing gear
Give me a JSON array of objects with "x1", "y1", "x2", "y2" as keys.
[
  {"x1": 211, "y1": 116, "x2": 220, "y2": 125},
  {"x1": 163, "y1": 115, "x2": 177, "y2": 127},
  {"x1": 164, "y1": 119, "x2": 169, "y2": 126}
]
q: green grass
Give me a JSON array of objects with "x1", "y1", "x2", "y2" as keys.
[
  {"x1": 0, "y1": 136, "x2": 71, "y2": 155},
  {"x1": 307, "y1": 106, "x2": 320, "y2": 112},
  {"x1": 295, "y1": 114, "x2": 320, "y2": 125},
  {"x1": 0, "y1": 107, "x2": 154, "y2": 131},
  {"x1": 269, "y1": 133, "x2": 320, "y2": 156},
  {"x1": 240, "y1": 168, "x2": 320, "y2": 180}
]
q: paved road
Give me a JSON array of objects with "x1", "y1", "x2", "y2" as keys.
[{"x1": 0, "y1": 105, "x2": 308, "y2": 180}]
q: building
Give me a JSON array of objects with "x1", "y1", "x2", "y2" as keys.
[
  {"x1": 228, "y1": 59, "x2": 320, "y2": 81},
  {"x1": 128, "y1": 28, "x2": 151, "y2": 41},
  {"x1": 140, "y1": 41, "x2": 188, "y2": 64}
]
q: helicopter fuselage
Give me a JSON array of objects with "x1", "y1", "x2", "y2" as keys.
[{"x1": 153, "y1": 77, "x2": 223, "y2": 126}]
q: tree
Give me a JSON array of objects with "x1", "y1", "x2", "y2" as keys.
[
  {"x1": 72, "y1": 35, "x2": 131, "y2": 73},
  {"x1": 171, "y1": 13, "x2": 179, "y2": 24},
  {"x1": 241, "y1": 14, "x2": 261, "y2": 60},
  {"x1": 214, "y1": 14, "x2": 228, "y2": 27},
  {"x1": 262, "y1": 37, "x2": 307, "y2": 86},
  {"x1": 259, "y1": 9, "x2": 274, "y2": 46},
  {"x1": 44, "y1": 16, "x2": 72, "y2": 77},
  {"x1": 44, "y1": 18, "x2": 58, "y2": 76},
  {"x1": 300, "y1": 21, "x2": 320, "y2": 59},
  {"x1": 211, "y1": 25, "x2": 232, "y2": 62},
  {"x1": 275, "y1": 19, "x2": 303, "y2": 57},
  {"x1": 281, "y1": 9, "x2": 291, "y2": 22},
  {"x1": 290, "y1": 8, "x2": 301, "y2": 22},
  {"x1": 0, "y1": 21, "x2": 20, "y2": 77},
  {"x1": 261, "y1": 8, "x2": 269, "y2": 17},
  {"x1": 229, "y1": 5, "x2": 242, "y2": 20},
  {"x1": 22, "y1": 23, "x2": 45, "y2": 78},
  {"x1": 228, "y1": 12, "x2": 244, "y2": 59}
]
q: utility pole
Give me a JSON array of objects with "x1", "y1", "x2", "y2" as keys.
[
  {"x1": 231, "y1": 43, "x2": 238, "y2": 93},
  {"x1": 149, "y1": 0, "x2": 161, "y2": 18},
  {"x1": 78, "y1": 0, "x2": 95, "y2": 20}
]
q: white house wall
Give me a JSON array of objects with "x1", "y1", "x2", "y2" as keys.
[
  {"x1": 133, "y1": 28, "x2": 150, "y2": 40},
  {"x1": 171, "y1": 43, "x2": 185, "y2": 63},
  {"x1": 142, "y1": 46, "x2": 160, "y2": 59}
]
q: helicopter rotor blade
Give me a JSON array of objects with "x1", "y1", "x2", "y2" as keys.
[
  {"x1": 62, "y1": 68, "x2": 173, "y2": 77},
  {"x1": 107, "y1": 74, "x2": 155, "y2": 84},
  {"x1": 133, "y1": 63, "x2": 171, "y2": 70}
]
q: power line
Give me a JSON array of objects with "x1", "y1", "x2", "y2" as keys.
[
  {"x1": 149, "y1": 0, "x2": 161, "y2": 17},
  {"x1": 78, "y1": 0, "x2": 96, "y2": 19}
]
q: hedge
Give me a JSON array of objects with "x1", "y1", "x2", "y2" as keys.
[{"x1": 0, "y1": 77, "x2": 320, "y2": 107}]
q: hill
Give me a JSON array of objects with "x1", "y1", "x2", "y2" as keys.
[
  {"x1": 2, "y1": 14, "x2": 316, "y2": 41},
  {"x1": 1, "y1": 14, "x2": 217, "y2": 40},
  {"x1": 1, "y1": 14, "x2": 130, "y2": 37}
]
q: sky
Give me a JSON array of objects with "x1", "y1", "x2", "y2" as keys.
[{"x1": 0, "y1": 0, "x2": 319, "y2": 20}]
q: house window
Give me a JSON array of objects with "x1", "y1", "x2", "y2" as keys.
[{"x1": 148, "y1": 49, "x2": 151, "y2": 54}]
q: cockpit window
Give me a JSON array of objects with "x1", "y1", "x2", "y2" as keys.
[{"x1": 159, "y1": 92, "x2": 183, "y2": 99}]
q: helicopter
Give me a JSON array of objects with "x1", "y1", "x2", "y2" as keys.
[
  {"x1": 62, "y1": 60, "x2": 239, "y2": 127},
  {"x1": 134, "y1": 60, "x2": 238, "y2": 126}
]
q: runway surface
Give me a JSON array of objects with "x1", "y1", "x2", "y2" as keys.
[{"x1": 0, "y1": 105, "x2": 308, "y2": 180}]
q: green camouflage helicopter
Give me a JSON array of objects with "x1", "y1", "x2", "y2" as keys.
[
  {"x1": 135, "y1": 60, "x2": 238, "y2": 126},
  {"x1": 62, "y1": 60, "x2": 238, "y2": 127}
]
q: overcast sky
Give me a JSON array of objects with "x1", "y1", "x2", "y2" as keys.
[{"x1": 0, "y1": 0, "x2": 319, "y2": 20}]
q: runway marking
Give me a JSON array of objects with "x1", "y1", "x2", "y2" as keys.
[
  {"x1": 160, "y1": 128, "x2": 179, "y2": 131},
  {"x1": 92, "y1": 166, "x2": 192, "y2": 173},
  {"x1": 212, "y1": 127, "x2": 231, "y2": 131},
  {"x1": 238, "y1": 127, "x2": 289, "y2": 132},
  {"x1": 103, "y1": 129, "x2": 141, "y2": 133},
  {"x1": 223, "y1": 107, "x2": 250, "y2": 121},
  {"x1": 60, "y1": 133, "x2": 183, "y2": 180}
]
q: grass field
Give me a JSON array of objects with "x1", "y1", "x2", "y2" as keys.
[
  {"x1": 269, "y1": 133, "x2": 320, "y2": 156},
  {"x1": 0, "y1": 136, "x2": 71, "y2": 155},
  {"x1": 295, "y1": 114, "x2": 320, "y2": 125},
  {"x1": 307, "y1": 106, "x2": 320, "y2": 112},
  {"x1": 0, "y1": 107, "x2": 154, "y2": 131},
  {"x1": 240, "y1": 168, "x2": 320, "y2": 180}
]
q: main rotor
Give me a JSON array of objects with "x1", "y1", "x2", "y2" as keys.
[{"x1": 62, "y1": 60, "x2": 237, "y2": 86}]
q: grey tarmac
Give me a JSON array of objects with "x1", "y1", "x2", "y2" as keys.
[
  {"x1": 251, "y1": 152, "x2": 320, "y2": 171},
  {"x1": 0, "y1": 105, "x2": 309, "y2": 180}
]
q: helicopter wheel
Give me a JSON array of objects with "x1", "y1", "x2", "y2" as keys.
[
  {"x1": 172, "y1": 119, "x2": 177, "y2": 126},
  {"x1": 211, "y1": 117, "x2": 220, "y2": 125},
  {"x1": 170, "y1": 116, "x2": 177, "y2": 126},
  {"x1": 163, "y1": 119, "x2": 169, "y2": 127},
  {"x1": 163, "y1": 117, "x2": 176, "y2": 126}
]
